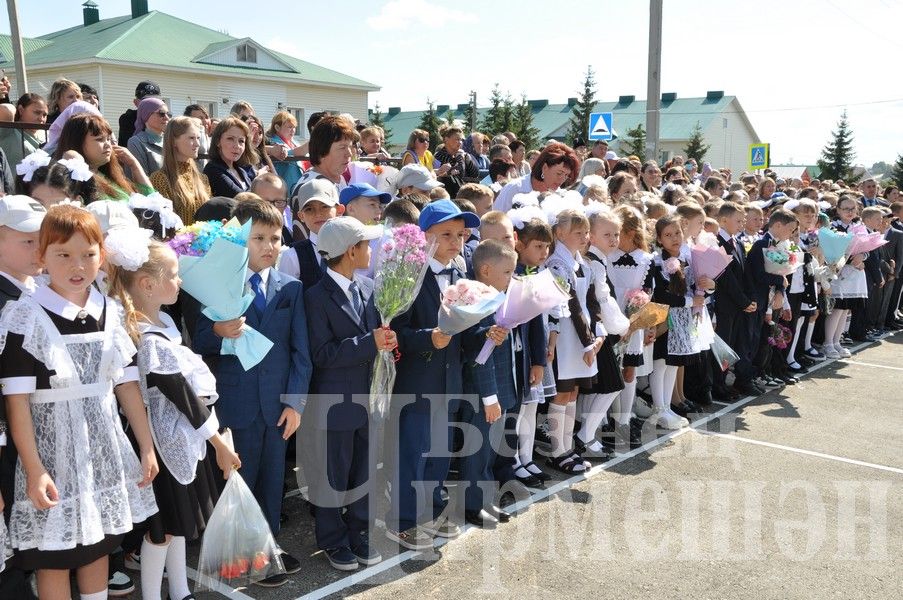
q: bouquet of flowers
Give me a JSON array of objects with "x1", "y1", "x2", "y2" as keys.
[
  {"x1": 691, "y1": 235, "x2": 733, "y2": 313},
  {"x1": 847, "y1": 223, "x2": 888, "y2": 256},
  {"x1": 474, "y1": 269, "x2": 568, "y2": 364},
  {"x1": 710, "y1": 333, "x2": 740, "y2": 371},
  {"x1": 370, "y1": 224, "x2": 436, "y2": 418},
  {"x1": 169, "y1": 219, "x2": 274, "y2": 370},
  {"x1": 622, "y1": 289, "x2": 669, "y2": 337},
  {"x1": 762, "y1": 240, "x2": 804, "y2": 276},
  {"x1": 816, "y1": 227, "x2": 853, "y2": 266},
  {"x1": 766, "y1": 322, "x2": 793, "y2": 349},
  {"x1": 438, "y1": 279, "x2": 506, "y2": 336}
]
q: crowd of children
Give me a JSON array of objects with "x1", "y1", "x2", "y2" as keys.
[{"x1": 0, "y1": 100, "x2": 901, "y2": 599}]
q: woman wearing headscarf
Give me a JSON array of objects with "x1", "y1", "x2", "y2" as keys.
[
  {"x1": 127, "y1": 97, "x2": 171, "y2": 176},
  {"x1": 43, "y1": 100, "x2": 101, "y2": 155}
]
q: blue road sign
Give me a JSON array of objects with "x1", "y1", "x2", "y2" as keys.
[{"x1": 588, "y1": 112, "x2": 613, "y2": 141}]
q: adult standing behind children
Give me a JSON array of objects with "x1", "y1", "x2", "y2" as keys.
[
  {"x1": 149, "y1": 116, "x2": 211, "y2": 225},
  {"x1": 192, "y1": 197, "x2": 312, "y2": 588},
  {"x1": 203, "y1": 117, "x2": 255, "y2": 198},
  {"x1": 127, "y1": 98, "x2": 171, "y2": 177}
]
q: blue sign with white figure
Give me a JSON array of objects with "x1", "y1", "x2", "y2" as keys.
[{"x1": 588, "y1": 112, "x2": 613, "y2": 141}]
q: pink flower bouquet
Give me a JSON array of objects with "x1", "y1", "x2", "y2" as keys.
[
  {"x1": 474, "y1": 269, "x2": 568, "y2": 364},
  {"x1": 437, "y1": 279, "x2": 505, "y2": 336},
  {"x1": 846, "y1": 223, "x2": 888, "y2": 256},
  {"x1": 763, "y1": 240, "x2": 804, "y2": 276},
  {"x1": 369, "y1": 224, "x2": 436, "y2": 418}
]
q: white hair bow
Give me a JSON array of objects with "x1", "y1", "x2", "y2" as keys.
[
  {"x1": 16, "y1": 150, "x2": 51, "y2": 182},
  {"x1": 508, "y1": 205, "x2": 547, "y2": 230},
  {"x1": 57, "y1": 156, "x2": 94, "y2": 182},
  {"x1": 128, "y1": 192, "x2": 185, "y2": 232},
  {"x1": 105, "y1": 227, "x2": 153, "y2": 271}
]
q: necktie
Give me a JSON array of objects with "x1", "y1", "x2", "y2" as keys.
[
  {"x1": 438, "y1": 267, "x2": 458, "y2": 284},
  {"x1": 250, "y1": 272, "x2": 266, "y2": 313},
  {"x1": 348, "y1": 281, "x2": 363, "y2": 323}
]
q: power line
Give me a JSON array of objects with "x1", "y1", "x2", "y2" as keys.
[{"x1": 599, "y1": 97, "x2": 903, "y2": 118}]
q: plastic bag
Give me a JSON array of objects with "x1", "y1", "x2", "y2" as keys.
[
  {"x1": 195, "y1": 472, "x2": 285, "y2": 591},
  {"x1": 709, "y1": 333, "x2": 740, "y2": 372}
]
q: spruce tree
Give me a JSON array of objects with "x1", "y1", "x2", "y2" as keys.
[
  {"x1": 622, "y1": 123, "x2": 646, "y2": 161},
  {"x1": 463, "y1": 91, "x2": 478, "y2": 136},
  {"x1": 369, "y1": 102, "x2": 392, "y2": 143},
  {"x1": 683, "y1": 122, "x2": 711, "y2": 163},
  {"x1": 817, "y1": 111, "x2": 857, "y2": 183},
  {"x1": 566, "y1": 66, "x2": 596, "y2": 146},
  {"x1": 891, "y1": 154, "x2": 903, "y2": 189},
  {"x1": 512, "y1": 95, "x2": 540, "y2": 151},
  {"x1": 480, "y1": 84, "x2": 505, "y2": 135},
  {"x1": 417, "y1": 100, "x2": 442, "y2": 151},
  {"x1": 445, "y1": 109, "x2": 457, "y2": 127}
]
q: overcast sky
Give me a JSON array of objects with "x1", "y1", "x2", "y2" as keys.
[{"x1": 3, "y1": 0, "x2": 902, "y2": 166}]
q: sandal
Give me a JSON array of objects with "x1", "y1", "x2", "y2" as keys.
[
  {"x1": 523, "y1": 461, "x2": 551, "y2": 482},
  {"x1": 546, "y1": 453, "x2": 587, "y2": 474}
]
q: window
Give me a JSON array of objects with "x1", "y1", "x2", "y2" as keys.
[
  {"x1": 236, "y1": 43, "x2": 257, "y2": 63},
  {"x1": 287, "y1": 107, "x2": 305, "y2": 139}
]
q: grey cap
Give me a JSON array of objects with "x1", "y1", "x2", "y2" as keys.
[
  {"x1": 296, "y1": 178, "x2": 339, "y2": 208},
  {"x1": 394, "y1": 164, "x2": 443, "y2": 192},
  {"x1": 0, "y1": 195, "x2": 46, "y2": 233},
  {"x1": 317, "y1": 216, "x2": 383, "y2": 260}
]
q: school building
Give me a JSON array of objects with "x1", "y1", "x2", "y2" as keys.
[
  {"x1": 379, "y1": 92, "x2": 761, "y2": 175},
  {"x1": 0, "y1": 1, "x2": 378, "y2": 138}
]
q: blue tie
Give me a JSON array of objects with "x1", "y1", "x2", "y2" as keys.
[
  {"x1": 349, "y1": 281, "x2": 363, "y2": 323},
  {"x1": 250, "y1": 272, "x2": 266, "y2": 313}
]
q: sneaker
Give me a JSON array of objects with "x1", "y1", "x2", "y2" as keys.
[
  {"x1": 804, "y1": 347, "x2": 826, "y2": 360},
  {"x1": 823, "y1": 345, "x2": 841, "y2": 359},
  {"x1": 108, "y1": 571, "x2": 135, "y2": 597},
  {"x1": 351, "y1": 533, "x2": 383, "y2": 566},
  {"x1": 123, "y1": 550, "x2": 140, "y2": 572},
  {"x1": 325, "y1": 547, "x2": 359, "y2": 571},
  {"x1": 280, "y1": 552, "x2": 302, "y2": 575},
  {"x1": 386, "y1": 526, "x2": 433, "y2": 551},
  {"x1": 534, "y1": 421, "x2": 552, "y2": 448},
  {"x1": 837, "y1": 346, "x2": 851, "y2": 358},
  {"x1": 633, "y1": 396, "x2": 654, "y2": 418},
  {"x1": 420, "y1": 516, "x2": 461, "y2": 539},
  {"x1": 653, "y1": 408, "x2": 688, "y2": 430}
]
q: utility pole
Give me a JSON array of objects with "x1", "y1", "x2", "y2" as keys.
[
  {"x1": 645, "y1": 0, "x2": 662, "y2": 164},
  {"x1": 469, "y1": 90, "x2": 477, "y2": 132},
  {"x1": 6, "y1": 0, "x2": 28, "y2": 96}
]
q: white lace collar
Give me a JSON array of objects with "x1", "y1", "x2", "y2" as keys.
[
  {"x1": 32, "y1": 284, "x2": 105, "y2": 321},
  {"x1": 139, "y1": 311, "x2": 181, "y2": 343}
]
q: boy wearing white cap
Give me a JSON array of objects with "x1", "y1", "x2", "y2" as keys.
[
  {"x1": 279, "y1": 179, "x2": 344, "y2": 289},
  {"x1": 301, "y1": 216, "x2": 395, "y2": 571},
  {"x1": 0, "y1": 195, "x2": 46, "y2": 303}
]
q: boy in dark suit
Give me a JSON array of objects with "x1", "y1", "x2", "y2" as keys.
[
  {"x1": 194, "y1": 197, "x2": 312, "y2": 587},
  {"x1": 460, "y1": 240, "x2": 516, "y2": 528},
  {"x1": 278, "y1": 179, "x2": 343, "y2": 290},
  {"x1": 742, "y1": 208, "x2": 798, "y2": 394},
  {"x1": 302, "y1": 216, "x2": 395, "y2": 571},
  {"x1": 714, "y1": 202, "x2": 756, "y2": 399},
  {"x1": 385, "y1": 200, "x2": 480, "y2": 550},
  {"x1": 0, "y1": 196, "x2": 44, "y2": 600}
]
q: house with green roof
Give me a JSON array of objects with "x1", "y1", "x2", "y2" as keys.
[
  {"x1": 380, "y1": 91, "x2": 761, "y2": 174},
  {"x1": 0, "y1": 0, "x2": 378, "y2": 138}
]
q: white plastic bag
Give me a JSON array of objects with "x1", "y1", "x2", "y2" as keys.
[{"x1": 195, "y1": 471, "x2": 285, "y2": 591}]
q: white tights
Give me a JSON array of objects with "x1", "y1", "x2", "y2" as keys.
[{"x1": 649, "y1": 359, "x2": 678, "y2": 411}]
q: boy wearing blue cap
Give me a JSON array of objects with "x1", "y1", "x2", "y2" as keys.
[
  {"x1": 385, "y1": 199, "x2": 482, "y2": 550},
  {"x1": 339, "y1": 183, "x2": 391, "y2": 226}
]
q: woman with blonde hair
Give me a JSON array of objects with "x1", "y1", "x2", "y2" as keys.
[
  {"x1": 401, "y1": 128, "x2": 439, "y2": 172},
  {"x1": 46, "y1": 78, "x2": 82, "y2": 123},
  {"x1": 149, "y1": 117, "x2": 212, "y2": 224},
  {"x1": 267, "y1": 110, "x2": 303, "y2": 191}
]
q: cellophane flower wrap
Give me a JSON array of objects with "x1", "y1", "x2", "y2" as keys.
[
  {"x1": 816, "y1": 227, "x2": 852, "y2": 266},
  {"x1": 847, "y1": 223, "x2": 888, "y2": 256},
  {"x1": 763, "y1": 240, "x2": 804, "y2": 276},
  {"x1": 438, "y1": 279, "x2": 506, "y2": 336},
  {"x1": 369, "y1": 224, "x2": 436, "y2": 419},
  {"x1": 475, "y1": 269, "x2": 568, "y2": 364},
  {"x1": 168, "y1": 219, "x2": 274, "y2": 370},
  {"x1": 766, "y1": 322, "x2": 793, "y2": 349},
  {"x1": 195, "y1": 472, "x2": 285, "y2": 592}
]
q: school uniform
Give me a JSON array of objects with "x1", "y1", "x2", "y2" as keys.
[
  {"x1": 742, "y1": 232, "x2": 786, "y2": 375},
  {"x1": 279, "y1": 232, "x2": 327, "y2": 291},
  {"x1": 714, "y1": 230, "x2": 754, "y2": 388},
  {"x1": 851, "y1": 229, "x2": 883, "y2": 339},
  {"x1": 193, "y1": 267, "x2": 312, "y2": 534},
  {"x1": 302, "y1": 270, "x2": 378, "y2": 551},
  {"x1": 881, "y1": 226, "x2": 903, "y2": 328},
  {"x1": 387, "y1": 260, "x2": 474, "y2": 532}
]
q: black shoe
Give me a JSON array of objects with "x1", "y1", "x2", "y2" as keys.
[
  {"x1": 487, "y1": 505, "x2": 512, "y2": 523},
  {"x1": 350, "y1": 532, "x2": 383, "y2": 566},
  {"x1": 522, "y1": 461, "x2": 551, "y2": 482},
  {"x1": 670, "y1": 402, "x2": 692, "y2": 418},
  {"x1": 692, "y1": 391, "x2": 714, "y2": 407},
  {"x1": 255, "y1": 572, "x2": 289, "y2": 587},
  {"x1": 280, "y1": 552, "x2": 301, "y2": 575},
  {"x1": 732, "y1": 383, "x2": 760, "y2": 397},
  {"x1": 465, "y1": 509, "x2": 499, "y2": 528},
  {"x1": 786, "y1": 362, "x2": 807, "y2": 374},
  {"x1": 514, "y1": 472, "x2": 544, "y2": 489},
  {"x1": 325, "y1": 546, "x2": 359, "y2": 571},
  {"x1": 779, "y1": 374, "x2": 798, "y2": 384}
]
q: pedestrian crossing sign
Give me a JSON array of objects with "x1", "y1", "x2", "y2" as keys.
[
  {"x1": 748, "y1": 143, "x2": 769, "y2": 170},
  {"x1": 588, "y1": 112, "x2": 613, "y2": 141}
]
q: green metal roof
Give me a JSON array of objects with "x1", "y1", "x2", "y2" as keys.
[
  {"x1": 381, "y1": 94, "x2": 746, "y2": 147},
  {"x1": 0, "y1": 11, "x2": 377, "y2": 90}
]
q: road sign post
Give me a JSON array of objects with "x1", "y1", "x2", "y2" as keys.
[{"x1": 748, "y1": 143, "x2": 769, "y2": 171}]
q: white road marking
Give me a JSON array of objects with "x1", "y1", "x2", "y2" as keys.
[{"x1": 842, "y1": 359, "x2": 903, "y2": 372}]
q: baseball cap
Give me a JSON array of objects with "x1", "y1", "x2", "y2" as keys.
[
  {"x1": 297, "y1": 179, "x2": 339, "y2": 209},
  {"x1": 339, "y1": 182, "x2": 392, "y2": 206},
  {"x1": 394, "y1": 164, "x2": 444, "y2": 192},
  {"x1": 86, "y1": 200, "x2": 139, "y2": 234},
  {"x1": 135, "y1": 80, "x2": 162, "y2": 100},
  {"x1": 0, "y1": 195, "x2": 47, "y2": 233},
  {"x1": 317, "y1": 216, "x2": 383, "y2": 260},
  {"x1": 604, "y1": 150, "x2": 618, "y2": 160},
  {"x1": 418, "y1": 199, "x2": 480, "y2": 232}
]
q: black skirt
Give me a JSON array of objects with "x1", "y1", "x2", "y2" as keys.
[
  {"x1": 622, "y1": 351, "x2": 644, "y2": 367},
  {"x1": 145, "y1": 449, "x2": 223, "y2": 544},
  {"x1": 832, "y1": 297, "x2": 866, "y2": 310},
  {"x1": 14, "y1": 533, "x2": 124, "y2": 571},
  {"x1": 580, "y1": 337, "x2": 624, "y2": 394}
]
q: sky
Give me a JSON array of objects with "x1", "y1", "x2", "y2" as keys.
[{"x1": 3, "y1": 0, "x2": 903, "y2": 167}]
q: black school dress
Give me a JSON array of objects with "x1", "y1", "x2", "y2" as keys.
[{"x1": 137, "y1": 313, "x2": 223, "y2": 543}]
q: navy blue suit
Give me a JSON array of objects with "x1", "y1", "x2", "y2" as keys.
[
  {"x1": 387, "y1": 266, "x2": 476, "y2": 531},
  {"x1": 742, "y1": 232, "x2": 785, "y2": 377},
  {"x1": 203, "y1": 158, "x2": 254, "y2": 198},
  {"x1": 302, "y1": 272, "x2": 378, "y2": 550},
  {"x1": 193, "y1": 268, "x2": 312, "y2": 534},
  {"x1": 715, "y1": 234, "x2": 754, "y2": 386},
  {"x1": 290, "y1": 238, "x2": 326, "y2": 291}
]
